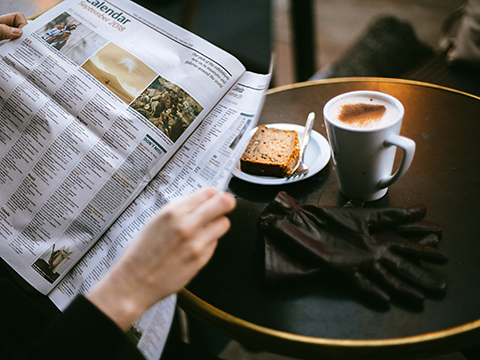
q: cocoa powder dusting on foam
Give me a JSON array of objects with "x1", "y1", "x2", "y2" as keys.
[{"x1": 339, "y1": 103, "x2": 386, "y2": 126}]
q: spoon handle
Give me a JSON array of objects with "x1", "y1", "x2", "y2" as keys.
[{"x1": 299, "y1": 112, "x2": 315, "y2": 162}]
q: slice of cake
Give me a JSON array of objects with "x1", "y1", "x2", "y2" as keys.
[{"x1": 240, "y1": 125, "x2": 300, "y2": 177}]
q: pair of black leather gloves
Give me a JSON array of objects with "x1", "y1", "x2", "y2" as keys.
[{"x1": 257, "y1": 191, "x2": 448, "y2": 304}]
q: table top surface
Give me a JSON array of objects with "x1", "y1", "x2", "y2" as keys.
[{"x1": 180, "y1": 78, "x2": 480, "y2": 359}]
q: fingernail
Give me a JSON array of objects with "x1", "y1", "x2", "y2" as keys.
[{"x1": 12, "y1": 28, "x2": 22, "y2": 36}]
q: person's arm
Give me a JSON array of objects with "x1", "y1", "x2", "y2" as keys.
[
  {"x1": 0, "y1": 13, "x2": 27, "y2": 40},
  {"x1": 86, "y1": 187, "x2": 236, "y2": 330},
  {"x1": 32, "y1": 296, "x2": 146, "y2": 360},
  {"x1": 1, "y1": 188, "x2": 234, "y2": 359}
]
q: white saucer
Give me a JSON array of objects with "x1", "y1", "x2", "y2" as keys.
[{"x1": 232, "y1": 123, "x2": 331, "y2": 185}]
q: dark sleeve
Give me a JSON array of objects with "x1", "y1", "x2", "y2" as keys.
[
  {"x1": 33, "y1": 295, "x2": 147, "y2": 360},
  {"x1": 0, "y1": 293, "x2": 146, "y2": 360}
]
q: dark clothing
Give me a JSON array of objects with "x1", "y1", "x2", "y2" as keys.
[{"x1": 0, "y1": 271, "x2": 145, "y2": 360}]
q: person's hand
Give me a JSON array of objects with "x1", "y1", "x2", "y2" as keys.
[
  {"x1": 0, "y1": 13, "x2": 27, "y2": 40},
  {"x1": 87, "y1": 188, "x2": 236, "y2": 330},
  {"x1": 257, "y1": 191, "x2": 448, "y2": 304}
]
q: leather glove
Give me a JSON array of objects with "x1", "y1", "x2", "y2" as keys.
[{"x1": 257, "y1": 191, "x2": 448, "y2": 304}]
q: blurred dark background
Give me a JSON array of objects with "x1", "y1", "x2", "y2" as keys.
[{"x1": 2, "y1": 0, "x2": 467, "y2": 88}]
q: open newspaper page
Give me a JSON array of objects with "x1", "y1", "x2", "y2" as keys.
[
  {"x1": 0, "y1": 0, "x2": 246, "y2": 294},
  {"x1": 48, "y1": 70, "x2": 271, "y2": 360}
]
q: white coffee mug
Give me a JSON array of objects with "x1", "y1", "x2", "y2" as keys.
[{"x1": 323, "y1": 91, "x2": 415, "y2": 201}]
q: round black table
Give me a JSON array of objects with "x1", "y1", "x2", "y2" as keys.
[{"x1": 179, "y1": 78, "x2": 480, "y2": 359}]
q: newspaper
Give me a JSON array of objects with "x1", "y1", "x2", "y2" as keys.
[{"x1": 0, "y1": 1, "x2": 271, "y2": 358}]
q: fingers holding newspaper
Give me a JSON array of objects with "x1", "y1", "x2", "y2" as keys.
[
  {"x1": 0, "y1": 13, "x2": 27, "y2": 40},
  {"x1": 86, "y1": 187, "x2": 236, "y2": 330}
]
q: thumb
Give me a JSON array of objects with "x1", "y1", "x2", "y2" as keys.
[{"x1": 0, "y1": 24, "x2": 23, "y2": 40}]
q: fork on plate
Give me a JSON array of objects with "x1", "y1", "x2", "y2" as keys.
[{"x1": 289, "y1": 112, "x2": 315, "y2": 178}]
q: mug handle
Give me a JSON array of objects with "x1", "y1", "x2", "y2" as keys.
[{"x1": 377, "y1": 134, "x2": 416, "y2": 189}]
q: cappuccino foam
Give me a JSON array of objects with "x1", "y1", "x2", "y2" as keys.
[{"x1": 329, "y1": 94, "x2": 400, "y2": 129}]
